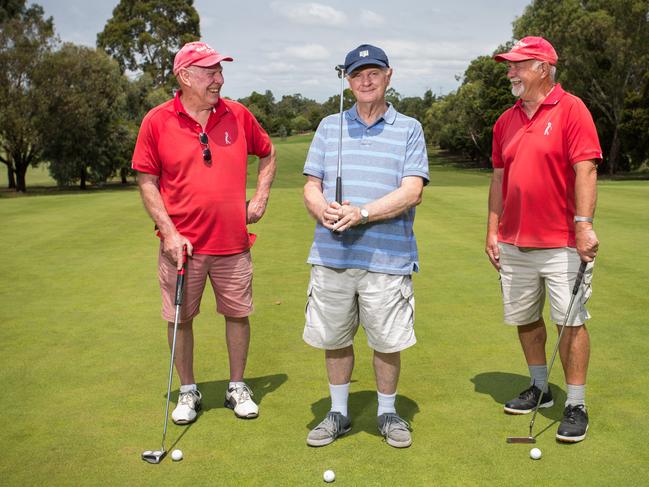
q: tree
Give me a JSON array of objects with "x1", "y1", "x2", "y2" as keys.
[
  {"x1": 514, "y1": 0, "x2": 649, "y2": 174},
  {"x1": 97, "y1": 0, "x2": 200, "y2": 88},
  {"x1": 0, "y1": 1, "x2": 56, "y2": 191},
  {"x1": 425, "y1": 56, "x2": 511, "y2": 165},
  {"x1": 32, "y1": 44, "x2": 128, "y2": 189},
  {"x1": 619, "y1": 71, "x2": 649, "y2": 169}
]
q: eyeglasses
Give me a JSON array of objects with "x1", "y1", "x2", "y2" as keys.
[{"x1": 199, "y1": 132, "x2": 212, "y2": 165}]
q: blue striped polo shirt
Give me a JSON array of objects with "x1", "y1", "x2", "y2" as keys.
[{"x1": 303, "y1": 103, "x2": 429, "y2": 275}]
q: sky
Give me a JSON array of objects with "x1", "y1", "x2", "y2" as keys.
[{"x1": 30, "y1": 0, "x2": 531, "y2": 102}]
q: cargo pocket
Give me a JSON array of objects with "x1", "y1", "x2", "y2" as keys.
[
  {"x1": 400, "y1": 278, "x2": 415, "y2": 323},
  {"x1": 305, "y1": 282, "x2": 314, "y2": 319},
  {"x1": 580, "y1": 263, "x2": 594, "y2": 304}
]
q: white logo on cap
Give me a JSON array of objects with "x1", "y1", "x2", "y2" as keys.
[
  {"x1": 513, "y1": 40, "x2": 529, "y2": 49},
  {"x1": 359, "y1": 50, "x2": 369, "y2": 57}
]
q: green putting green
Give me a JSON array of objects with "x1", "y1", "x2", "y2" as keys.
[{"x1": 1, "y1": 135, "x2": 647, "y2": 485}]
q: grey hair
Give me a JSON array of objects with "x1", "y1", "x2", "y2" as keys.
[{"x1": 532, "y1": 60, "x2": 556, "y2": 82}]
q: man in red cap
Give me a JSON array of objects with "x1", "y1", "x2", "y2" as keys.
[
  {"x1": 133, "y1": 41, "x2": 276, "y2": 424},
  {"x1": 486, "y1": 36, "x2": 602, "y2": 442}
]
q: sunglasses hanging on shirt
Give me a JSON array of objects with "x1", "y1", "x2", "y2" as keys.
[{"x1": 198, "y1": 132, "x2": 212, "y2": 165}]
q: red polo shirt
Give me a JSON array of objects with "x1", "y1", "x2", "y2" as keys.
[
  {"x1": 492, "y1": 84, "x2": 602, "y2": 248},
  {"x1": 132, "y1": 92, "x2": 272, "y2": 254}
]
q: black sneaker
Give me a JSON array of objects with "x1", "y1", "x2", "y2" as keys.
[
  {"x1": 556, "y1": 404, "x2": 589, "y2": 442},
  {"x1": 504, "y1": 384, "x2": 553, "y2": 414}
]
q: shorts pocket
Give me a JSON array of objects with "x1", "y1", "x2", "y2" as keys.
[
  {"x1": 305, "y1": 282, "x2": 314, "y2": 317},
  {"x1": 400, "y1": 279, "x2": 415, "y2": 322},
  {"x1": 581, "y1": 263, "x2": 594, "y2": 304}
]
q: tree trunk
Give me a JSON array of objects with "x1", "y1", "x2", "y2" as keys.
[
  {"x1": 6, "y1": 164, "x2": 16, "y2": 189},
  {"x1": 120, "y1": 166, "x2": 128, "y2": 184},
  {"x1": 80, "y1": 167, "x2": 87, "y2": 190},
  {"x1": 608, "y1": 126, "x2": 621, "y2": 176},
  {"x1": 15, "y1": 165, "x2": 27, "y2": 192}
]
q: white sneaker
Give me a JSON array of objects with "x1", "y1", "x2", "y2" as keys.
[
  {"x1": 171, "y1": 389, "x2": 202, "y2": 424},
  {"x1": 224, "y1": 383, "x2": 259, "y2": 419}
]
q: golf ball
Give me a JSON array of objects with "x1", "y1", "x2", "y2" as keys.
[
  {"x1": 530, "y1": 447, "x2": 542, "y2": 460},
  {"x1": 323, "y1": 469, "x2": 335, "y2": 483},
  {"x1": 171, "y1": 449, "x2": 183, "y2": 461}
]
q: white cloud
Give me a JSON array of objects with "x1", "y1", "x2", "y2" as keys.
[
  {"x1": 269, "y1": 44, "x2": 330, "y2": 61},
  {"x1": 270, "y1": 2, "x2": 347, "y2": 26},
  {"x1": 359, "y1": 10, "x2": 386, "y2": 27},
  {"x1": 379, "y1": 39, "x2": 476, "y2": 62}
]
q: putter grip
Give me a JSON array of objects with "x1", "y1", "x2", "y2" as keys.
[
  {"x1": 175, "y1": 247, "x2": 188, "y2": 306},
  {"x1": 335, "y1": 177, "x2": 342, "y2": 204},
  {"x1": 572, "y1": 261, "x2": 588, "y2": 295}
]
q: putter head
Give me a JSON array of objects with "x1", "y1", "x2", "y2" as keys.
[
  {"x1": 335, "y1": 64, "x2": 345, "y2": 78},
  {"x1": 141, "y1": 449, "x2": 166, "y2": 464},
  {"x1": 506, "y1": 436, "x2": 536, "y2": 444}
]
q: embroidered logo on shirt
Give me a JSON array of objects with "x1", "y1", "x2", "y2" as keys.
[
  {"x1": 359, "y1": 50, "x2": 369, "y2": 57},
  {"x1": 225, "y1": 131, "x2": 231, "y2": 144},
  {"x1": 543, "y1": 121, "x2": 552, "y2": 136}
]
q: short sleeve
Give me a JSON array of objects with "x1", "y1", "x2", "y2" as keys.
[
  {"x1": 303, "y1": 118, "x2": 328, "y2": 180},
  {"x1": 403, "y1": 121, "x2": 430, "y2": 185},
  {"x1": 131, "y1": 112, "x2": 161, "y2": 175}
]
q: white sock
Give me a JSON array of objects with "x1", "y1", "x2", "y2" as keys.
[
  {"x1": 566, "y1": 383, "x2": 586, "y2": 407},
  {"x1": 229, "y1": 381, "x2": 245, "y2": 390},
  {"x1": 377, "y1": 391, "x2": 397, "y2": 416},
  {"x1": 179, "y1": 384, "x2": 197, "y2": 393},
  {"x1": 329, "y1": 383, "x2": 350, "y2": 417}
]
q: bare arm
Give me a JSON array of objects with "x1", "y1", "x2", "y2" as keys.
[
  {"x1": 485, "y1": 168, "x2": 503, "y2": 270},
  {"x1": 574, "y1": 160, "x2": 599, "y2": 262},
  {"x1": 247, "y1": 144, "x2": 277, "y2": 224},
  {"x1": 326, "y1": 176, "x2": 424, "y2": 232},
  {"x1": 137, "y1": 172, "x2": 193, "y2": 269}
]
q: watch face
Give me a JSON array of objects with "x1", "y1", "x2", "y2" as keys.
[{"x1": 361, "y1": 208, "x2": 369, "y2": 218}]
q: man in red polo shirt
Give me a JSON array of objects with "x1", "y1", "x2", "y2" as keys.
[
  {"x1": 486, "y1": 37, "x2": 602, "y2": 442},
  {"x1": 133, "y1": 41, "x2": 276, "y2": 424}
]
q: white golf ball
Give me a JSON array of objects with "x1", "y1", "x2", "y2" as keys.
[
  {"x1": 323, "y1": 469, "x2": 335, "y2": 483},
  {"x1": 171, "y1": 449, "x2": 183, "y2": 461},
  {"x1": 530, "y1": 447, "x2": 542, "y2": 460}
]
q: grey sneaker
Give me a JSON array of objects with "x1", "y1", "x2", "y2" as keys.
[
  {"x1": 377, "y1": 413, "x2": 412, "y2": 448},
  {"x1": 306, "y1": 411, "x2": 351, "y2": 447}
]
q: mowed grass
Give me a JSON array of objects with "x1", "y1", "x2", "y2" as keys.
[{"x1": 1, "y1": 134, "x2": 648, "y2": 486}]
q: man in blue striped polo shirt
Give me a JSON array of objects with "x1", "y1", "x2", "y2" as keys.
[{"x1": 303, "y1": 44, "x2": 429, "y2": 449}]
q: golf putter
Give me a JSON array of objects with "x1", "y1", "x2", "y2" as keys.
[
  {"x1": 507, "y1": 260, "x2": 588, "y2": 444},
  {"x1": 334, "y1": 64, "x2": 345, "y2": 205},
  {"x1": 142, "y1": 246, "x2": 188, "y2": 463}
]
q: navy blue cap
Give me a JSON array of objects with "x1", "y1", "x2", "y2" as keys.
[{"x1": 343, "y1": 44, "x2": 389, "y2": 74}]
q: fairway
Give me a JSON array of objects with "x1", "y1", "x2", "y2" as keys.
[{"x1": 1, "y1": 135, "x2": 648, "y2": 486}]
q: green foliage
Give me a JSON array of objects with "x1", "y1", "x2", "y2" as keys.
[
  {"x1": 514, "y1": 0, "x2": 649, "y2": 173},
  {"x1": 425, "y1": 56, "x2": 510, "y2": 165},
  {"x1": 0, "y1": 0, "x2": 24, "y2": 22},
  {"x1": 0, "y1": 1, "x2": 56, "y2": 191},
  {"x1": 32, "y1": 44, "x2": 128, "y2": 189},
  {"x1": 97, "y1": 0, "x2": 200, "y2": 88}
]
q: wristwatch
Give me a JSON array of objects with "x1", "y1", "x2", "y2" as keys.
[
  {"x1": 359, "y1": 207, "x2": 369, "y2": 225},
  {"x1": 574, "y1": 216, "x2": 593, "y2": 223}
]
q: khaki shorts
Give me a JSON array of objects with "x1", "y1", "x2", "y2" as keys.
[
  {"x1": 498, "y1": 243, "x2": 594, "y2": 327},
  {"x1": 303, "y1": 265, "x2": 416, "y2": 353},
  {"x1": 158, "y1": 247, "x2": 253, "y2": 322}
]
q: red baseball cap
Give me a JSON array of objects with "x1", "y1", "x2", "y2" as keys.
[
  {"x1": 173, "y1": 41, "x2": 233, "y2": 75},
  {"x1": 494, "y1": 36, "x2": 558, "y2": 65}
]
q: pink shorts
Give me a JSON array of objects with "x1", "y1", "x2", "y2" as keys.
[{"x1": 158, "y1": 247, "x2": 253, "y2": 322}]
